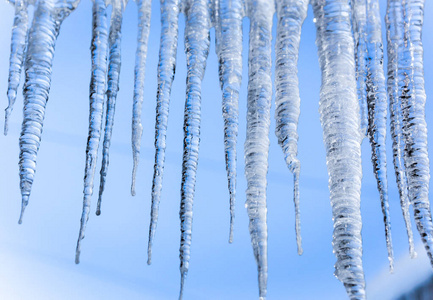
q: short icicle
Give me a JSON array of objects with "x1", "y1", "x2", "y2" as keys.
[
  {"x1": 18, "y1": 0, "x2": 80, "y2": 224},
  {"x1": 214, "y1": 0, "x2": 244, "y2": 244},
  {"x1": 312, "y1": 0, "x2": 366, "y2": 298},
  {"x1": 76, "y1": 0, "x2": 109, "y2": 264},
  {"x1": 130, "y1": 0, "x2": 152, "y2": 196},
  {"x1": 96, "y1": 0, "x2": 128, "y2": 215},
  {"x1": 385, "y1": 0, "x2": 416, "y2": 258},
  {"x1": 148, "y1": 0, "x2": 181, "y2": 265},
  {"x1": 178, "y1": 0, "x2": 210, "y2": 298},
  {"x1": 5, "y1": 0, "x2": 30, "y2": 136},
  {"x1": 244, "y1": 1, "x2": 274, "y2": 299},
  {"x1": 274, "y1": 0, "x2": 308, "y2": 256}
]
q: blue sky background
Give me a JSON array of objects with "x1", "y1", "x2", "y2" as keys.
[{"x1": 0, "y1": 0, "x2": 433, "y2": 299}]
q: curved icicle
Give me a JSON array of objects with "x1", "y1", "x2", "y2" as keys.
[
  {"x1": 18, "y1": 0, "x2": 80, "y2": 224},
  {"x1": 178, "y1": 0, "x2": 210, "y2": 298},
  {"x1": 5, "y1": 0, "x2": 30, "y2": 136},
  {"x1": 385, "y1": 0, "x2": 416, "y2": 259},
  {"x1": 75, "y1": 0, "x2": 109, "y2": 264},
  {"x1": 312, "y1": 0, "x2": 366, "y2": 299},
  {"x1": 274, "y1": 0, "x2": 308, "y2": 256},
  {"x1": 130, "y1": 0, "x2": 152, "y2": 196},
  {"x1": 214, "y1": 0, "x2": 243, "y2": 244},
  {"x1": 244, "y1": 1, "x2": 274, "y2": 299},
  {"x1": 147, "y1": 0, "x2": 181, "y2": 265},
  {"x1": 96, "y1": 0, "x2": 128, "y2": 215}
]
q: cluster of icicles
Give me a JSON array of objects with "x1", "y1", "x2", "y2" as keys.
[{"x1": 3, "y1": 0, "x2": 432, "y2": 298}]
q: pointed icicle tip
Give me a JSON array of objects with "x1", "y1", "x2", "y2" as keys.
[
  {"x1": 18, "y1": 195, "x2": 29, "y2": 224},
  {"x1": 179, "y1": 272, "x2": 186, "y2": 300},
  {"x1": 147, "y1": 245, "x2": 152, "y2": 265},
  {"x1": 131, "y1": 175, "x2": 136, "y2": 196},
  {"x1": 96, "y1": 195, "x2": 102, "y2": 216}
]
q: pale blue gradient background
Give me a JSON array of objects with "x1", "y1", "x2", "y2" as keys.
[{"x1": 0, "y1": 1, "x2": 432, "y2": 299}]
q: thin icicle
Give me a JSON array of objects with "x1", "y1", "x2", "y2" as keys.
[
  {"x1": 364, "y1": 0, "x2": 395, "y2": 270},
  {"x1": 179, "y1": 0, "x2": 210, "y2": 298},
  {"x1": 96, "y1": 0, "x2": 128, "y2": 215},
  {"x1": 214, "y1": 0, "x2": 243, "y2": 244},
  {"x1": 130, "y1": 0, "x2": 152, "y2": 196},
  {"x1": 75, "y1": 0, "x2": 109, "y2": 264},
  {"x1": 4, "y1": 0, "x2": 30, "y2": 136},
  {"x1": 385, "y1": 0, "x2": 416, "y2": 259},
  {"x1": 274, "y1": 0, "x2": 308, "y2": 256},
  {"x1": 400, "y1": 0, "x2": 433, "y2": 265},
  {"x1": 244, "y1": 1, "x2": 274, "y2": 299},
  {"x1": 18, "y1": 0, "x2": 80, "y2": 224},
  {"x1": 148, "y1": 0, "x2": 181, "y2": 265},
  {"x1": 312, "y1": 0, "x2": 366, "y2": 299},
  {"x1": 351, "y1": 0, "x2": 368, "y2": 138}
]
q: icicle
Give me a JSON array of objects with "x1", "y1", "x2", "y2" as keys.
[
  {"x1": 96, "y1": 0, "x2": 128, "y2": 215},
  {"x1": 214, "y1": 0, "x2": 243, "y2": 244},
  {"x1": 75, "y1": 0, "x2": 109, "y2": 264},
  {"x1": 147, "y1": 0, "x2": 181, "y2": 265},
  {"x1": 363, "y1": 0, "x2": 395, "y2": 270},
  {"x1": 400, "y1": 0, "x2": 433, "y2": 265},
  {"x1": 351, "y1": 0, "x2": 368, "y2": 138},
  {"x1": 4, "y1": 0, "x2": 30, "y2": 136},
  {"x1": 130, "y1": 0, "x2": 152, "y2": 196},
  {"x1": 274, "y1": 0, "x2": 308, "y2": 256},
  {"x1": 244, "y1": 1, "x2": 274, "y2": 299},
  {"x1": 178, "y1": 0, "x2": 210, "y2": 298},
  {"x1": 18, "y1": 0, "x2": 80, "y2": 224},
  {"x1": 385, "y1": 0, "x2": 416, "y2": 259},
  {"x1": 312, "y1": 0, "x2": 366, "y2": 299}
]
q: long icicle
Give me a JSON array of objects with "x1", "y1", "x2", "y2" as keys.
[
  {"x1": 364, "y1": 0, "x2": 394, "y2": 270},
  {"x1": 96, "y1": 0, "x2": 128, "y2": 215},
  {"x1": 179, "y1": 0, "x2": 210, "y2": 298},
  {"x1": 75, "y1": 0, "x2": 109, "y2": 264},
  {"x1": 274, "y1": 0, "x2": 308, "y2": 256},
  {"x1": 4, "y1": 0, "x2": 30, "y2": 136},
  {"x1": 385, "y1": 0, "x2": 416, "y2": 258},
  {"x1": 18, "y1": 0, "x2": 80, "y2": 224},
  {"x1": 400, "y1": 0, "x2": 433, "y2": 265},
  {"x1": 312, "y1": 0, "x2": 366, "y2": 298},
  {"x1": 214, "y1": 0, "x2": 243, "y2": 244},
  {"x1": 244, "y1": 1, "x2": 274, "y2": 299},
  {"x1": 147, "y1": 0, "x2": 181, "y2": 265},
  {"x1": 130, "y1": 0, "x2": 152, "y2": 196}
]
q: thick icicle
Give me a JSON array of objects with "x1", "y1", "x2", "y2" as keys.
[
  {"x1": 244, "y1": 1, "x2": 274, "y2": 299},
  {"x1": 147, "y1": 0, "x2": 181, "y2": 265},
  {"x1": 75, "y1": 0, "x2": 109, "y2": 264},
  {"x1": 96, "y1": 0, "x2": 128, "y2": 215},
  {"x1": 312, "y1": 0, "x2": 366, "y2": 299},
  {"x1": 4, "y1": 0, "x2": 30, "y2": 136},
  {"x1": 274, "y1": 0, "x2": 308, "y2": 256},
  {"x1": 385, "y1": 0, "x2": 416, "y2": 258},
  {"x1": 130, "y1": 0, "x2": 152, "y2": 196},
  {"x1": 364, "y1": 0, "x2": 395, "y2": 269},
  {"x1": 214, "y1": 0, "x2": 243, "y2": 244},
  {"x1": 18, "y1": 0, "x2": 80, "y2": 224},
  {"x1": 178, "y1": 0, "x2": 210, "y2": 298},
  {"x1": 400, "y1": 0, "x2": 433, "y2": 265}
]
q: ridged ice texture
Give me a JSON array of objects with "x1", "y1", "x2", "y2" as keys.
[
  {"x1": 5, "y1": 0, "x2": 30, "y2": 136},
  {"x1": 244, "y1": 1, "x2": 274, "y2": 299},
  {"x1": 148, "y1": 0, "x2": 181, "y2": 265},
  {"x1": 274, "y1": 0, "x2": 308, "y2": 256},
  {"x1": 385, "y1": 0, "x2": 416, "y2": 259},
  {"x1": 96, "y1": 0, "x2": 128, "y2": 215},
  {"x1": 312, "y1": 0, "x2": 366, "y2": 299},
  {"x1": 18, "y1": 0, "x2": 80, "y2": 224},
  {"x1": 214, "y1": 0, "x2": 243, "y2": 244},
  {"x1": 75, "y1": 0, "x2": 109, "y2": 264},
  {"x1": 179, "y1": 0, "x2": 210, "y2": 298},
  {"x1": 364, "y1": 0, "x2": 395, "y2": 269},
  {"x1": 351, "y1": 0, "x2": 368, "y2": 138},
  {"x1": 130, "y1": 0, "x2": 152, "y2": 196},
  {"x1": 400, "y1": 0, "x2": 433, "y2": 265}
]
